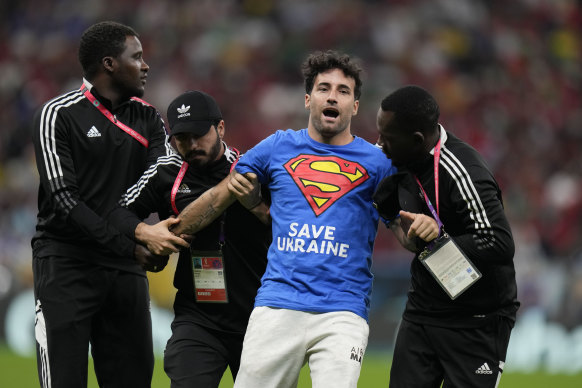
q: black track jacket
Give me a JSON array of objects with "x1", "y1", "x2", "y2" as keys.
[
  {"x1": 108, "y1": 145, "x2": 271, "y2": 333},
  {"x1": 32, "y1": 79, "x2": 171, "y2": 275},
  {"x1": 393, "y1": 127, "x2": 519, "y2": 328}
]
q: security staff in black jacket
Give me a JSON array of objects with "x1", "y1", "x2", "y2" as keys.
[
  {"x1": 108, "y1": 90, "x2": 271, "y2": 388},
  {"x1": 31, "y1": 21, "x2": 171, "y2": 388},
  {"x1": 374, "y1": 86, "x2": 519, "y2": 388}
]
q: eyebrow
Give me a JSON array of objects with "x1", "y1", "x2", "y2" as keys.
[{"x1": 316, "y1": 81, "x2": 352, "y2": 91}]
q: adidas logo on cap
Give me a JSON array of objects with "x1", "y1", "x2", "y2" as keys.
[{"x1": 176, "y1": 104, "x2": 191, "y2": 119}]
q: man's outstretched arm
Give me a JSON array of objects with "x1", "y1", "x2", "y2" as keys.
[
  {"x1": 172, "y1": 170, "x2": 270, "y2": 236},
  {"x1": 172, "y1": 172, "x2": 237, "y2": 236}
]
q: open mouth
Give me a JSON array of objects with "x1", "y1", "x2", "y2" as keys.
[{"x1": 323, "y1": 108, "x2": 339, "y2": 119}]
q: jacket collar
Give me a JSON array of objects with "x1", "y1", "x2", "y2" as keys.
[
  {"x1": 429, "y1": 124, "x2": 447, "y2": 155},
  {"x1": 82, "y1": 78, "x2": 130, "y2": 111}
]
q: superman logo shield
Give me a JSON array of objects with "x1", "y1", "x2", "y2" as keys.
[{"x1": 283, "y1": 154, "x2": 369, "y2": 216}]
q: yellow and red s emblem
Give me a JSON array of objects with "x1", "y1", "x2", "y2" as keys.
[{"x1": 284, "y1": 154, "x2": 369, "y2": 216}]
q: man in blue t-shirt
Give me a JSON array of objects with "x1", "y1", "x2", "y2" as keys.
[{"x1": 145, "y1": 51, "x2": 437, "y2": 387}]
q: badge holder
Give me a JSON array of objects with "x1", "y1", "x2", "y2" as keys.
[
  {"x1": 413, "y1": 154, "x2": 481, "y2": 300},
  {"x1": 191, "y1": 250, "x2": 228, "y2": 303},
  {"x1": 418, "y1": 232, "x2": 481, "y2": 299},
  {"x1": 190, "y1": 215, "x2": 229, "y2": 303}
]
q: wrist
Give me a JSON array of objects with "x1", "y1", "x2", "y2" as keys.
[
  {"x1": 245, "y1": 197, "x2": 262, "y2": 210},
  {"x1": 247, "y1": 198, "x2": 263, "y2": 210},
  {"x1": 134, "y1": 222, "x2": 148, "y2": 244}
]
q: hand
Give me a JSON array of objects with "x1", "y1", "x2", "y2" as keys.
[
  {"x1": 135, "y1": 218, "x2": 190, "y2": 256},
  {"x1": 399, "y1": 210, "x2": 439, "y2": 242},
  {"x1": 228, "y1": 172, "x2": 261, "y2": 209},
  {"x1": 134, "y1": 244, "x2": 169, "y2": 272}
]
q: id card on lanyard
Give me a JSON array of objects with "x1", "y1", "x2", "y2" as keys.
[
  {"x1": 191, "y1": 250, "x2": 228, "y2": 303},
  {"x1": 191, "y1": 214, "x2": 228, "y2": 303},
  {"x1": 415, "y1": 139, "x2": 481, "y2": 300},
  {"x1": 419, "y1": 232, "x2": 481, "y2": 299},
  {"x1": 169, "y1": 161, "x2": 230, "y2": 303}
]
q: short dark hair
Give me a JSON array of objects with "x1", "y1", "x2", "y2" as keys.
[
  {"x1": 301, "y1": 50, "x2": 363, "y2": 100},
  {"x1": 78, "y1": 21, "x2": 138, "y2": 80},
  {"x1": 380, "y1": 85, "x2": 440, "y2": 134}
]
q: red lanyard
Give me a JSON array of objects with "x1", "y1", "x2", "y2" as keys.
[
  {"x1": 414, "y1": 139, "x2": 441, "y2": 218},
  {"x1": 80, "y1": 85, "x2": 149, "y2": 148},
  {"x1": 170, "y1": 147, "x2": 241, "y2": 216},
  {"x1": 170, "y1": 162, "x2": 189, "y2": 215},
  {"x1": 433, "y1": 139, "x2": 441, "y2": 217}
]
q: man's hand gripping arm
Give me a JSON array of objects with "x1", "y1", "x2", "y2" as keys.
[{"x1": 390, "y1": 210, "x2": 440, "y2": 252}]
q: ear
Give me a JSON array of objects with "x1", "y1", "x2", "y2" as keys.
[
  {"x1": 352, "y1": 100, "x2": 359, "y2": 116},
  {"x1": 412, "y1": 131, "x2": 425, "y2": 145},
  {"x1": 304, "y1": 93, "x2": 311, "y2": 110},
  {"x1": 102, "y1": 56, "x2": 115, "y2": 72},
  {"x1": 216, "y1": 120, "x2": 225, "y2": 139}
]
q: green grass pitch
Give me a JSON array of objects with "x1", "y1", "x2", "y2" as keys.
[{"x1": 1, "y1": 346, "x2": 581, "y2": 387}]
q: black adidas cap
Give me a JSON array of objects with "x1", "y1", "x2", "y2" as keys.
[{"x1": 167, "y1": 90, "x2": 222, "y2": 137}]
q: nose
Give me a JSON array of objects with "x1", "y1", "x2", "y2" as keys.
[
  {"x1": 141, "y1": 58, "x2": 149, "y2": 72},
  {"x1": 326, "y1": 89, "x2": 339, "y2": 103},
  {"x1": 186, "y1": 136, "x2": 198, "y2": 148},
  {"x1": 377, "y1": 136, "x2": 391, "y2": 156}
]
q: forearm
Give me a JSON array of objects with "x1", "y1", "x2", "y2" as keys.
[
  {"x1": 173, "y1": 179, "x2": 236, "y2": 235},
  {"x1": 69, "y1": 202, "x2": 136, "y2": 258},
  {"x1": 248, "y1": 202, "x2": 271, "y2": 225},
  {"x1": 107, "y1": 205, "x2": 143, "y2": 239},
  {"x1": 452, "y1": 226, "x2": 515, "y2": 263},
  {"x1": 449, "y1": 181, "x2": 515, "y2": 263}
]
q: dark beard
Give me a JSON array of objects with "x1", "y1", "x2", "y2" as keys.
[{"x1": 186, "y1": 136, "x2": 223, "y2": 168}]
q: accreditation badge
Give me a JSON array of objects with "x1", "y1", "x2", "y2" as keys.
[
  {"x1": 418, "y1": 232, "x2": 481, "y2": 300},
  {"x1": 191, "y1": 250, "x2": 228, "y2": 303}
]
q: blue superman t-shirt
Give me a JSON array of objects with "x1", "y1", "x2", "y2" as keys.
[{"x1": 236, "y1": 129, "x2": 396, "y2": 321}]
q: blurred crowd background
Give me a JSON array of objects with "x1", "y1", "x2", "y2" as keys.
[{"x1": 1, "y1": 0, "x2": 582, "y2": 368}]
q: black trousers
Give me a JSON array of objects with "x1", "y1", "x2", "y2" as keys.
[
  {"x1": 389, "y1": 317, "x2": 513, "y2": 388},
  {"x1": 164, "y1": 320, "x2": 245, "y2": 388},
  {"x1": 33, "y1": 255, "x2": 154, "y2": 388}
]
